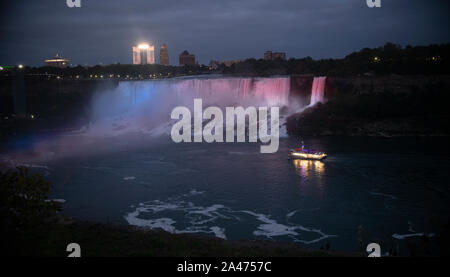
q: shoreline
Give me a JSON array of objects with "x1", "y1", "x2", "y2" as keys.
[{"x1": 2, "y1": 216, "x2": 361, "y2": 257}]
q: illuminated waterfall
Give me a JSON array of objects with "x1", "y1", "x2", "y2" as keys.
[
  {"x1": 93, "y1": 76, "x2": 291, "y2": 118},
  {"x1": 163, "y1": 77, "x2": 290, "y2": 107},
  {"x1": 13, "y1": 75, "x2": 324, "y2": 160},
  {"x1": 89, "y1": 76, "x2": 291, "y2": 136},
  {"x1": 310, "y1": 77, "x2": 326, "y2": 106}
]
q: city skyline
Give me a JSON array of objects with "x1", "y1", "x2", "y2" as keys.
[{"x1": 0, "y1": 0, "x2": 449, "y2": 66}]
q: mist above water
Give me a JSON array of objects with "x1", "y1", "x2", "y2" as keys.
[{"x1": 4, "y1": 75, "x2": 327, "y2": 162}]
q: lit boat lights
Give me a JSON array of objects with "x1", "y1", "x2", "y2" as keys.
[{"x1": 290, "y1": 151, "x2": 327, "y2": 160}]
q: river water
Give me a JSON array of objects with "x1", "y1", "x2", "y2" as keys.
[
  {"x1": 2, "y1": 76, "x2": 449, "y2": 255},
  {"x1": 9, "y1": 134, "x2": 448, "y2": 255}
]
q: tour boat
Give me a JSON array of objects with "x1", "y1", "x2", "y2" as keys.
[{"x1": 289, "y1": 142, "x2": 327, "y2": 160}]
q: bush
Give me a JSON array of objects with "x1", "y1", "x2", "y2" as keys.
[{"x1": 0, "y1": 167, "x2": 61, "y2": 227}]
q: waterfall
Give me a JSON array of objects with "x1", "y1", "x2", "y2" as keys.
[
  {"x1": 171, "y1": 77, "x2": 290, "y2": 107},
  {"x1": 98, "y1": 76, "x2": 291, "y2": 111},
  {"x1": 310, "y1": 76, "x2": 326, "y2": 106},
  {"x1": 89, "y1": 76, "x2": 291, "y2": 136}
]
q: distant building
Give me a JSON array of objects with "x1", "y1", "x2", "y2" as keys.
[
  {"x1": 209, "y1": 60, "x2": 241, "y2": 69},
  {"x1": 179, "y1": 50, "x2": 196, "y2": 66},
  {"x1": 264, "y1": 51, "x2": 286, "y2": 61},
  {"x1": 160, "y1": 44, "x2": 169, "y2": 66},
  {"x1": 45, "y1": 54, "x2": 69, "y2": 68},
  {"x1": 272, "y1": 52, "x2": 286, "y2": 60},
  {"x1": 264, "y1": 51, "x2": 273, "y2": 61},
  {"x1": 132, "y1": 43, "x2": 155, "y2": 65}
]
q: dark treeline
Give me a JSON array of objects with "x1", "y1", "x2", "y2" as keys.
[
  {"x1": 1, "y1": 43, "x2": 448, "y2": 78},
  {"x1": 0, "y1": 64, "x2": 210, "y2": 80},
  {"x1": 223, "y1": 43, "x2": 450, "y2": 76}
]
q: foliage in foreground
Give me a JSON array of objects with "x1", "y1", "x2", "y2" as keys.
[{"x1": 0, "y1": 167, "x2": 61, "y2": 227}]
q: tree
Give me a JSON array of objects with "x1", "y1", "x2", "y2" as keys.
[{"x1": 0, "y1": 167, "x2": 61, "y2": 227}]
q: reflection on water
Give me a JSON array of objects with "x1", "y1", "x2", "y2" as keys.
[
  {"x1": 8, "y1": 136, "x2": 450, "y2": 254},
  {"x1": 292, "y1": 159, "x2": 325, "y2": 177}
]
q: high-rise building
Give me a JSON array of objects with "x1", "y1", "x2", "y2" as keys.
[
  {"x1": 160, "y1": 44, "x2": 169, "y2": 66},
  {"x1": 179, "y1": 50, "x2": 196, "y2": 66},
  {"x1": 132, "y1": 43, "x2": 155, "y2": 65},
  {"x1": 45, "y1": 54, "x2": 69, "y2": 68},
  {"x1": 264, "y1": 50, "x2": 286, "y2": 61}
]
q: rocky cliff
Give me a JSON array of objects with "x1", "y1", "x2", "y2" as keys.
[{"x1": 287, "y1": 75, "x2": 450, "y2": 137}]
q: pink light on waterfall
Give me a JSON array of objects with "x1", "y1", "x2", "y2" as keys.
[
  {"x1": 310, "y1": 76, "x2": 326, "y2": 106},
  {"x1": 171, "y1": 77, "x2": 290, "y2": 107}
]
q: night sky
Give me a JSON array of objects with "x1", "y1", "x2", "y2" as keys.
[{"x1": 0, "y1": 0, "x2": 449, "y2": 66}]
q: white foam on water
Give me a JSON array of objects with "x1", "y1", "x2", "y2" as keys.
[
  {"x1": 45, "y1": 199, "x2": 66, "y2": 203},
  {"x1": 125, "y1": 214, "x2": 176, "y2": 233},
  {"x1": 124, "y1": 201, "x2": 229, "y2": 238},
  {"x1": 392, "y1": 233, "x2": 427, "y2": 239},
  {"x1": 241, "y1": 210, "x2": 299, "y2": 237},
  {"x1": 184, "y1": 189, "x2": 205, "y2": 197},
  {"x1": 286, "y1": 208, "x2": 321, "y2": 219},
  {"x1": 124, "y1": 190, "x2": 336, "y2": 244},
  {"x1": 189, "y1": 204, "x2": 226, "y2": 217},
  {"x1": 52, "y1": 199, "x2": 66, "y2": 203},
  {"x1": 123, "y1": 176, "x2": 136, "y2": 181},
  {"x1": 8, "y1": 161, "x2": 51, "y2": 170},
  {"x1": 147, "y1": 203, "x2": 180, "y2": 213},
  {"x1": 241, "y1": 210, "x2": 336, "y2": 244},
  {"x1": 286, "y1": 210, "x2": 298, "y2": 218},
  {"x1": 210, "y1": 226, "x2": 227, "y2": 239},
  {"x1": 392, "y1": 221, "x2": 435, "y2": 240}
]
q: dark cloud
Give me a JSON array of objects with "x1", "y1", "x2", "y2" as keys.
[{"x1": 0, "y1": 0, "x2": 449, "y2": 66}]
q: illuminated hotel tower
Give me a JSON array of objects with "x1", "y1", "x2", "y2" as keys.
[
  {"x1": 160, "y1": 44, "x2": 169, "y2": 66},
  {"x1": 132, "y1": 43, "x2": 155, "y2": 65}
]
